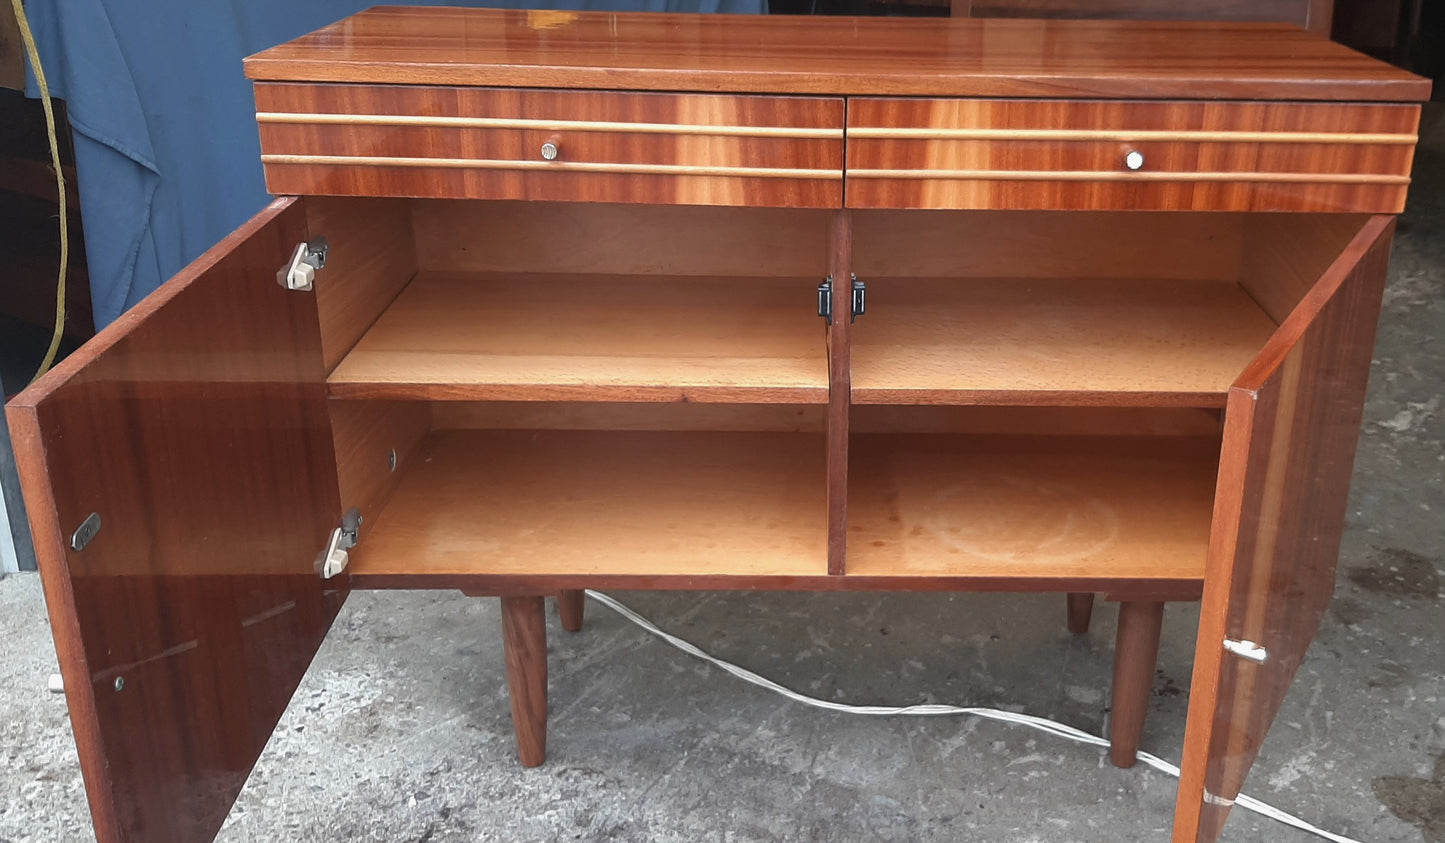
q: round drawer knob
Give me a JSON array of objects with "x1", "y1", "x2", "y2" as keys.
[
  {"x1": 541, "y1": 141, "x2": 559, "y2": 161},
  {"x1": 1124, "y1": 150, "x2": 1145, "y2": 171}
]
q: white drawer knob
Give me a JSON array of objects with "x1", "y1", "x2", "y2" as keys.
[
  {"x1": 1124, "y1": 150, "x2": 1145, "y2": 171},
  {"x1": 541, "y1": 141, "x2": 559, "y2": 161}
]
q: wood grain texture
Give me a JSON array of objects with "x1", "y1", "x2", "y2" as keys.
[
  {"x1": 850, "y1": 277, "x2": 1278, "y2": 406},
  {"x1": 852, "y1": 210, "x2": 1245, "y2": 283},
  {"x1": 255, "y1": 83, "x2": 842, "y2": 207},
  {"x1": 954, "y1": 0, "x2": 1325, "y2": 34},
  {"x1": 432, "y1": 401, "x2": 826, "y2": 433},
  {"x1": 557, "y1": 590, "x2": 585, "y2": 632},
  {"x1": 1173, "y1": 216, "x2": 1393, "y2": 843},
  {"x1": 501, "y1": 595, "x2": 548, "y2": 767},
  {"x1": 851, "y1": 405, "x2": 1224, "y2": 437},
  {"x1": 1235, "y1": 213, "x2": 1369, "y2": 323},
  {"x1": 827, "y1": 211, "x2": 853, "y2": 575},
  {"x1": 847, "y1": 435, "x2": 1218, "y2": 582},
  {"x1": 347, "y1": 430, "x2": 828, "y2": 579},
  {"x1": 242, "y1": 8, "x2": 1430, "y2": 102},
  {"x1": 847, "y1": 99, "x2": 1420, "y2": 212},
  {"x1": 328, "y1": 400, "x2": 431, "y2": 539},
  {"x1": 1110, "y1": 600, "x2": 1165, "y2": 767},
  {"x1": 307, "y1": 197, "x2": 417, "y2": 372},
  {"x1": 327, "y1": 272, "x2": 829, "y2": 403},
  {"x1": 4, "y1": 198, "x2": 342, "y2": 843},
  {"x1": 411, "y1": 200, "x2": 831, "y2": 279}
]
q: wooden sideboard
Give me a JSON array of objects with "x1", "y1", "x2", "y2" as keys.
[{"x1": 5, "y1": 9, "x2": 1430, "y2": 842}]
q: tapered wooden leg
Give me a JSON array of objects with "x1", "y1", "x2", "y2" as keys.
[
  {"x1": 558, "y1": 589, "x2": 585, "y2": 632},
  {"x1": 1066, "y1": 592, "x2": 1095, "y2": 634},
  {"x1": 501, "y1": 595, "x2": 547, "y2": 767},
  {"x1": 1110, "y1": 601, "x2": 1164, "y2": 768}
]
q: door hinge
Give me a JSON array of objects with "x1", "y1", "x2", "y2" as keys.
[
  {"x1": 1222, "y1": 638, "x2": 1268, "y2": 664},
  {"x1": 277, "y1": 237, "x2": 329, "y2": 291},
  {"x1": 316, "y1": 506, "x2": 362, "y2": 579},
  {"x1": 818, "y1": 275, "x2": 865, "y2": 325}
]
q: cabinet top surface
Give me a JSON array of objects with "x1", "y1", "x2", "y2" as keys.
[{"x1": 243, "y1": 5, "x2": 1429, "y2": 102}]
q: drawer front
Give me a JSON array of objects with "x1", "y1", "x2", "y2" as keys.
[
  {"x1": 255, "y1": 84, "x2": 844, "y2": 208},
  {"x1": 846, "y1": 99, "x2": 1419, "y2": 212}
]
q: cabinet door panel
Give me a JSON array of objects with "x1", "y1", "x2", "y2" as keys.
[
  {"x1": 1172, "y1": 216, "x2": 1393, "y2": 842},
  {"x1": 5, "y1": 197, "x2": 343, "y2": 843}
]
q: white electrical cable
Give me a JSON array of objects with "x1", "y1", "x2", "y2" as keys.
[{"x1": 583, "y1": 590, "x2": 1367, "y2": 843}]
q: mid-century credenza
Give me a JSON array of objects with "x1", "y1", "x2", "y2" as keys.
[{"x1": 6, "y1": 8, "x2": 1430, "y2": 842}]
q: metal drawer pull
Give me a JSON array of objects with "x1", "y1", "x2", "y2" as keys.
[
  {"x1": 541, "y1": 141, "x2": 559, "y2": 161},
  {"x1": 1125, "y1": 150, "x2": 1145, "y2": 171}
]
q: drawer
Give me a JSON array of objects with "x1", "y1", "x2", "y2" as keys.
[
  {"x1": 846, "y1": 99, "x2": 1419, "y2": 212},
  {"x1": 255, "y1": 84, "x2": 844, "y2": 208}
]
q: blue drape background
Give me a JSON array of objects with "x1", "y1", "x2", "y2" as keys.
[{"x1": 23, "y1": 0, "x2": 764, "y2": 328}]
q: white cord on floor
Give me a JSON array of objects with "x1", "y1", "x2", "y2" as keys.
[{"x1": 583, "y1": 590, "x2": 1366, "y2": 843}]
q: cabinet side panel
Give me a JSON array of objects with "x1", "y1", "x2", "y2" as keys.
[
  {"x1": 4, "y1": 199, "x2": 344, "y2": 843},
  {"x1": 1173, "y1": 217, "x2": 1392, "y2": 842},
  {"x1": 309, "y1": 197, "x2": 418, "y2": 372}
]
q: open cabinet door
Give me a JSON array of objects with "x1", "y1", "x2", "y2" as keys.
[
  {"x1": 1172, "y1": 216, "x2": 1395, "y2": 842},
  {"x1": 5, "y1": 198, "x2": 343, "y2": 843}
]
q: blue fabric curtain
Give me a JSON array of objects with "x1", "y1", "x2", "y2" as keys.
[{"x1": 24, "y1": 0, "x2": 764, "y2": 329}]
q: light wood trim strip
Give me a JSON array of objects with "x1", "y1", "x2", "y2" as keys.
[
  {"x1": 257, "y1": 111, "x2": 844, "y2": 139},
  {"x1": 848, "y1": 169, "x2": 1411, "y2": 185},
  {"x1": 262, "y1": 154, "x2": 842, "y2": 180},
  {"x1": 848, "y1": 127, "x2": 1417, "y2": 144}
]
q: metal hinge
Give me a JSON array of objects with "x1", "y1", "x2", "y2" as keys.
[
  {"x1": 1222, "y1": 638, "x2": 1268, "y2": 664},
  {"x1": 315, "y1": 506, "x2": 362, "y2": 579},
  {"x1": 817, "y1": 275, "x2": 866, "y2": 325},
  {"x1": 277, "y1": 237, "x2": 329, "y2": 291}
]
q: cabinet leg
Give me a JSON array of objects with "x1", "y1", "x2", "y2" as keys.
[
  {"x1": 1066, "y1": 592, "x2": 1095, "y2": 634},
  {"x1": 1110, "y1": 601, "x2": 1164, "y2": 768},
  {"x1": 501, "y1": 595, "x2": 548, "y2": 767},
  {"x1": 558, "y1": 589, "x2": 585, "y2": 632}
]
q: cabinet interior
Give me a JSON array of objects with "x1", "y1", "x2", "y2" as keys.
[{"x1": 305, "y1": 197, "x2": 1369, "y2": 589}]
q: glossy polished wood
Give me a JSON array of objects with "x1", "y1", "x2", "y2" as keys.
[
  {"x1": 851, "y1": 277, "x2": 1277, "y2": 407},
  {"x1": 846, "y1": 434, "x2": 1219, "y2": 583},
  {"x1": 826, "y1": 211, "x2": 853, "y2": 575},
  {"x1": 5, "y1": 198, "x2": 343, "y2": 843},
  {"x1": 953, "y1": 0, "x2": 1329, "y2": 35},
  {"x1": 327, "y1": 272, "x2": 829, "y2": 404},
  {"x1": 243, "y1": 8, "x2": 1428, "y2": 102},
  {"x1": 501, "y1": 595, "x2": 548, "y2": 767},
  {"x1": 847, "y1": 99, "x2": 1420, "y2": 212},
  {"x1": 1173, "y1": 216, "x2": 1394, "y2": 843},
  {"x1": 1111, "y1": 600, "x2": 1165, "y2": 767},
  {"x1": 256, "y1": 84, "x2": 843, "y2": 207}
]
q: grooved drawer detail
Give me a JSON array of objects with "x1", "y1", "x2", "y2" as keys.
[
  {"x1": 846, "y1": 99, "x2": 1420, "y2": 212},
  {"x1": 255, "y1": 83, "x2": 845, "y2": 208}
]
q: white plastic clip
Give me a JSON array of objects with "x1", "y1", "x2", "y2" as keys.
[
  {"x1": 277, "y1": 237, "x2": 328, "y2": 291},
  {"x1": 1222, "y1": 638, "x2": 1268, "y2": 664},
  {"x1": 317, "y1": 527, "x2": 349, "y2": 579}
]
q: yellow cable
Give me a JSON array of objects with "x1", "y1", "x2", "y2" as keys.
[{"x1": 11, "y1": 0, "x2": 68, "y2": 382}]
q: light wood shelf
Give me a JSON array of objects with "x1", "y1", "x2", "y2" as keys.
[
  {"x1": 851, "y1": 277, "x2": 1278, "y2": 407},
  {"x1": 328, "y1": 272, "x2": 829, "y2": 403},
  {"x1": 347, "y1": 429, "x2": 827, "y2": 580},
  {"x1": 848, "y1": 434, "x2": 1218, "y2": 582}
]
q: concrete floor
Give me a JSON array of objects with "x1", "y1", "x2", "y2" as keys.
[{"x1": 2, "y1": 120, "x2": 1443, "y2": 843}]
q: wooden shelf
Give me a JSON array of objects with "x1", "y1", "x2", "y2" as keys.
[
  {"x1": 328, "y1": 272, "x2": 829, "y2": 403},
  {"x1": 848, "y1": 434, "x2": 1218, "y2": 583},
  {"x1": 347, "y1": 429, "x2": 827, "y2": 583},
  {"x1": 851, "y1": 277, "x2": 1277, "y2": 406}
]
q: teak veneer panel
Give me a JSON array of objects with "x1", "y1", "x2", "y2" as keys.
[
  {"x1": 850, "y1": 277, "x2": 1278, "y2": 406},
  {"x1": 256, "y1": 84, "x2": 843, "y2": 207},
  {"x1": 847, "y1": 434, "x2": 1218, "y2": 583},
  {"x1": 847, "y1": 99, "x2": 1420, "y2": 212},
  {"x1": 243, "y1": 8, "x2": 1430, "y2": 102},
  {"x1": 348, "y1": 429, "x2": 827, "y2": 579},
  {"x1": 328, "y1": 272, "x2": 829, "y2": 403},
  {"x1": 954, "y1": 0, "x2": 1328, "y2": 34}
]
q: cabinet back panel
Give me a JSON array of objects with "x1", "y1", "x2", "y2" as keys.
[
  {"x1": 852, "y1": 405, "x2": 1223, "y2": 437},
  {"x1": 432, "y1": 401, "x2": 826, "y2": 433},
  {"x1": 307, "y1": 197, "x2": 417, "y2": 371},
  {"x1": 853, "y1": 209, "x2": 1244, "y2": 281},
  {"x1": 412, "y1": 200, "x2": 831, "y2": 278}
]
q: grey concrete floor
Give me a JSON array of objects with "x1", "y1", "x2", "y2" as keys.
[{"x1": 3, "y1": 120, "x2": 1444, "y2": 843}]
